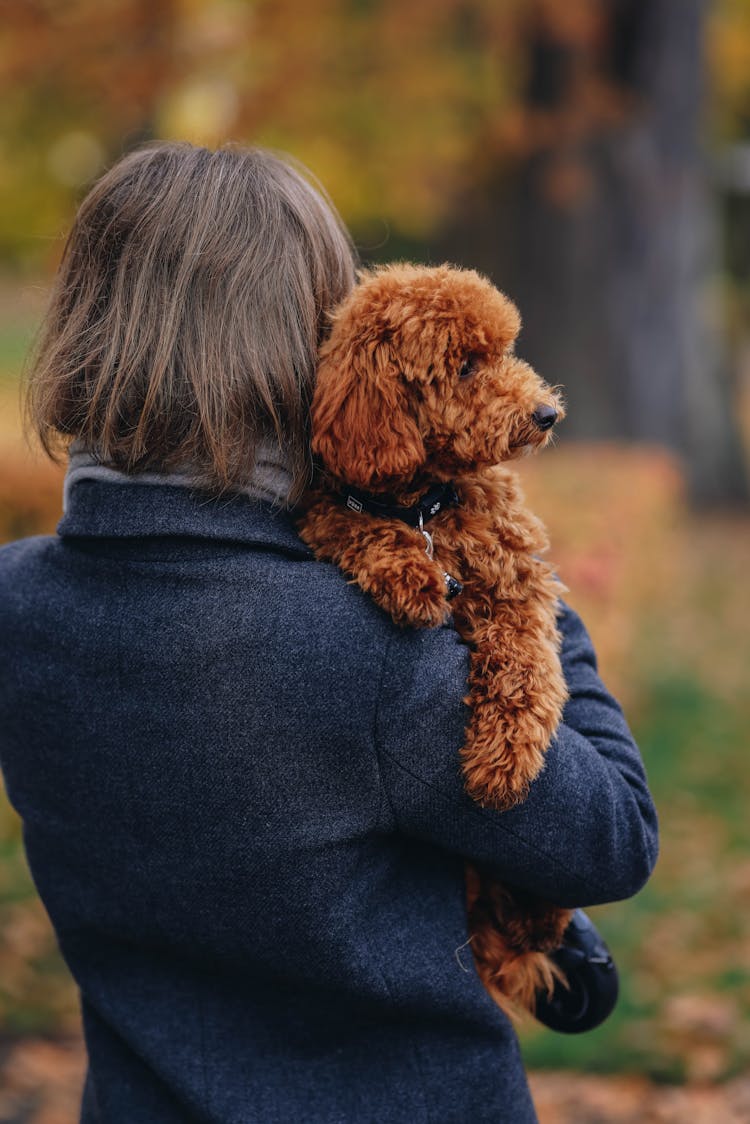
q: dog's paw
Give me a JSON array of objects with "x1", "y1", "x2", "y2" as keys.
[{"x1": 360, "y1": 555, "x2": 451, "y2": 628}]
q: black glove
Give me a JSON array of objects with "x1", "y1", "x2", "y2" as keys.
[{"x1": 534, "y1": 909, "x2": 619, "y2": 1034}]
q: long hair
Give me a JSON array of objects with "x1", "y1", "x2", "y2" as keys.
[{"x1": 26, "y1": 141, "x2": 357, "y2": 503}]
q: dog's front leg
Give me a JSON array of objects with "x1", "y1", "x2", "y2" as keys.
[
  {"x1": 457, "y1": 603, "x2": 567, "y2": 807},
  {"x1": 297, "y1": 494, "x2": 452, "y2": 628}
]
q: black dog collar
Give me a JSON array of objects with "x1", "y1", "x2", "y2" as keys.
[{"x1": 341, "y1": 481, "x2": 460, "y2": 528}]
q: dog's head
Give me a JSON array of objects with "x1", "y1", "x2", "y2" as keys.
[{"x1": 311, "y1": 263, "x2": 564, "y2": 491}]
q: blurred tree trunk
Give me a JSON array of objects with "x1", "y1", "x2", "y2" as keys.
[{"x1": 437, "y1": 0, "x2": 748, "y2": 506}]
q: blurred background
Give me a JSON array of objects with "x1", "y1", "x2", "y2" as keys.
[{"x1": 1, "y1": 1, "x2": 750, "y2": 1121}]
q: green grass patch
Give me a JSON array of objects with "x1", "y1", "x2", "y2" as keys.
[
  {"x1": 0, "y1": 322, "x2": 37, "y2": 381},
  {"x1": 521, "y1": 672, "x2": 750, "y2": 1079}
]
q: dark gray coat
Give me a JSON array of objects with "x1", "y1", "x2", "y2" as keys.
[{"x1": 0, "y1": 479, "x2": 658, "y2": 1123}]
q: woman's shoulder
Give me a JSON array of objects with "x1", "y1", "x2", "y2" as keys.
[{"x1": 0, "y1": 534, "x2": 60, "y2": 591}]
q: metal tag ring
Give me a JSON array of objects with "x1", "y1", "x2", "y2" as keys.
[{"x1": 418, "y1": 511, "x2": 434, "y2": 558}]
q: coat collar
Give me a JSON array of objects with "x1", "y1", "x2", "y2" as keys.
[{"x1": 57, "y1": 478, "x2": 313, "y2": 559}]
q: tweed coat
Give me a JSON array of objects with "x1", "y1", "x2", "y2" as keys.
[{"x1": 0, "y1": 478, "x2": 658, "y2": 1124}]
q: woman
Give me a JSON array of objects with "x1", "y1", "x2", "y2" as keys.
[{"x1": 0, "y1": 142, "x2": 658, "y2": 1123}]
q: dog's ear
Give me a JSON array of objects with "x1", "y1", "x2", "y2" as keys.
[{"x1": 311, "y1": 334, "x2": 426, "y2": 490}]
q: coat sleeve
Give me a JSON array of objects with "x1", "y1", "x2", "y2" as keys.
[{"x1": 373, "y1": 602, "x2": 659, "y2": 908}]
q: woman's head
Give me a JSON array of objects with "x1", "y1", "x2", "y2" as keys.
[{"x1": 27, "y1": 141, "x2": 356, "y2": 503}]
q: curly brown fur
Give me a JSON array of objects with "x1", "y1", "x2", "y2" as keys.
[{"x1": 296, "y1": 263, "x2": 573, "y2": 1019}]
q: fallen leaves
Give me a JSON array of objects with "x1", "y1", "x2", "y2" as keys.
[
  {"x1": 529, "y1": 1070, "x2": 750, "y2": 1124},
  {"x1": 0, "y1": 1038, "x2": 85, "y2": 1124},
  {"x1": 517, "y1": 442, "x2": 685, "y2": 706}
]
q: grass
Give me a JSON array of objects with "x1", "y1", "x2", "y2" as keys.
[
  {"x1": 520, "y1": 673, "x2": 750, "y2": 1082},
  {"x1": 0, "y1": 324, "x2": 37, "y2": 380},
  {"x1": 0, "y1": 312, "x2": 38, "y2": 452},
  {"x1": 0, "y1": 282, "x2": 42, "y2": 379}
]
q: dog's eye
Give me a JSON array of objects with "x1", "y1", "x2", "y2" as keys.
[{"x1": 458, "y1": 354, "x2": 479, "y2": 380}]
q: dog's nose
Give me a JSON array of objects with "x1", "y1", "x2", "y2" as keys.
[{"x1": 532, "y1": 404, "x2": 558, "y2": 431}]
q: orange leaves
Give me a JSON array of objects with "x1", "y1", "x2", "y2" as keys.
[
  {"x1": 0, "y1": 1038, "x2": 85, "y2": 1124},
  {"x1": 659, "y1": 994, "x2": 742, "y2": 1083},
  {"x1": 709, "y1": 0, "x2": 750, "y2": 143},
  {"x1": 0, "y1": 450, "x2": 63, "y2": 545},
  {"x1": 1, "y1": 0, "x2": 746, "y2": 266},
  {"x1": 517, "y1": 442, "x2": 684, "y2": 705},
  {"x1": 0, "y1": 315, "x2": 65, "y2": 543}
]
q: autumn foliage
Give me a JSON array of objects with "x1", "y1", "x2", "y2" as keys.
[
  {"x1": 0, "y1": 0, "x2": 749, "y2": 268},
  {"x1": 1, "y1": 1, "x2": 750, "y2": 1112}
]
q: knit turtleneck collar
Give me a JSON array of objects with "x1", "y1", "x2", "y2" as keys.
[{"x1": 63, "y1": 440, "x2": 295, "y2": 513}]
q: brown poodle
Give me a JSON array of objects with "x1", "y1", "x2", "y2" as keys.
[{"x1": 296, "y1": 263, "x2": 571, "y2": 1017}]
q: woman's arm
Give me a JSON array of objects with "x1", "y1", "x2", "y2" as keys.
[{"x1": 374, "y1": 602, "x2": 658, "y2": 908}]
